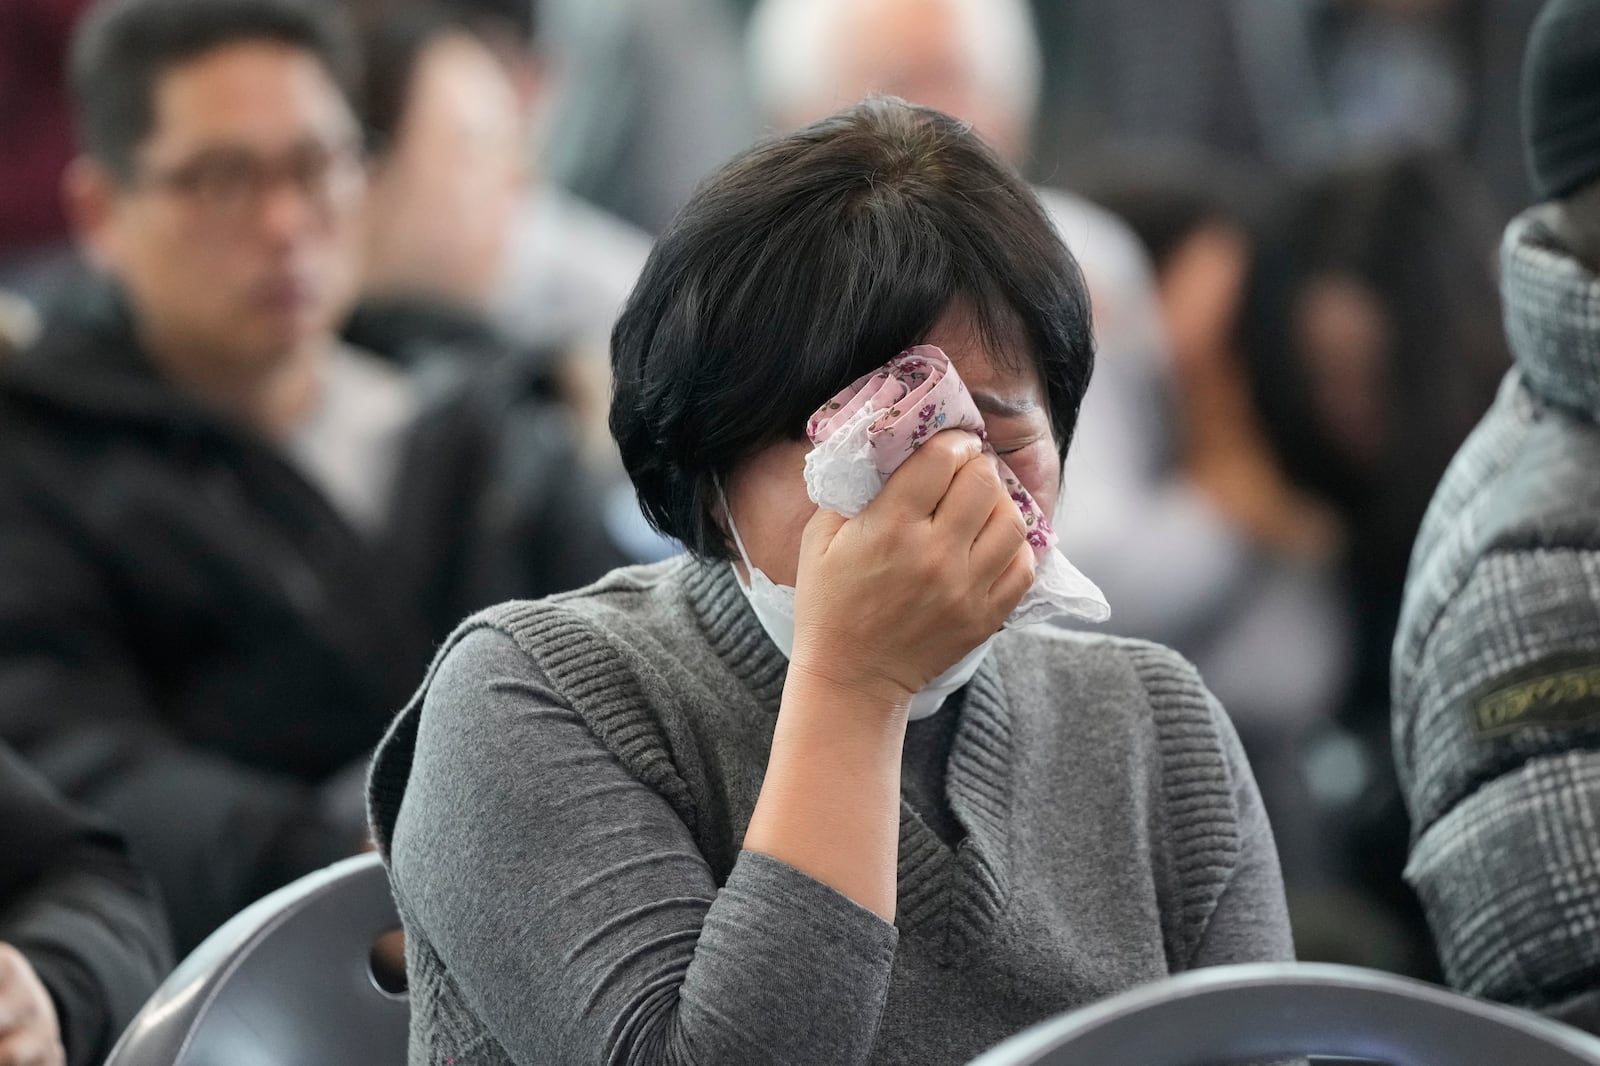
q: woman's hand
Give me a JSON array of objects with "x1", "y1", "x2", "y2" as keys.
[
  {"x1": 789, "y1": 430, "x2": 1036, "y2": 707},
  {"x1": 744, "y1": 430, "x2": 1035, "y2": 921}
]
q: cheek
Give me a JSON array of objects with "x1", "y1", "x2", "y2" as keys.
[
  {"x1": 1000, "y1": 442, "x2": 1061, "y2": 517},
  {"x1": 120, "y1": 215, "x2": 220, "y2": 308},
  {"x1": 320, "y1": 217, "x2": 364, "y2": 297},
  {"x1": 726, "y1": 442, "x2": 817, "y2": 586}
]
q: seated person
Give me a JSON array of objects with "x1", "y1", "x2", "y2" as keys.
[
  {"x1": 346, "y1": 1, "x2": 669, "y2": 553},
  {"x1": 1392, "y1": 0, "x2": 1600, "y2": 1033},
  {"x1": 0, "y1": 0, "x2": 623, "y2": 951},
  {"x1": 1, "y1": 741, "x2": 169, "y2": 1066},
  {"x1": 369, "y1": 98, "x2": 1294, "y2": 1065},
  {"x1": 349, "y1": 3, "x2": 525, "y2": 356}
]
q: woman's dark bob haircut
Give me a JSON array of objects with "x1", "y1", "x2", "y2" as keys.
[{"x1": 610, "y1": 96, "x2": 1095, "y2": 561}]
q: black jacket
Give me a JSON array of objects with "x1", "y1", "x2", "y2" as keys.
[
  {"x1": 0, "y1": 288, "x2": 626, "y2": 949},
  {"x1": 0, "y1": 741, "x2": 170, "y2": 1066}
]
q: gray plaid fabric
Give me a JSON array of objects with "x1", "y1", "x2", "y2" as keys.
[{"x1": 1393, "y1": 209, "x2": 1600, "y2": 1033}]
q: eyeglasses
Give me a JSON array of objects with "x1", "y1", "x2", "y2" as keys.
[{"x1": 134, "y1": 139, "x2": 365, "y2": 222}]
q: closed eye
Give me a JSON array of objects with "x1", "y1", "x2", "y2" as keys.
[{"x1": 992, "y1": 434, "x2": 1045, "y2": 457}]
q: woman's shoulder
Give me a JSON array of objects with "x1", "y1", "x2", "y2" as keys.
[
  {"x1": 436, "y1": 558, "x2": 701, "y2": 672},
  {"x1": 372, "y1": 563, "x2": 708, "y2": 858},
  {"x1": 997, "y1": 626, "x2": 1211, "y2": 712},
  {"x1": 469, "y1": 557, "x2": 694, "y2": 632},
  {"x1": 378, "y1": 559, "x2": 702, "y2": 790}
]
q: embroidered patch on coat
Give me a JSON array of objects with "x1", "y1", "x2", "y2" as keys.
[{"x1": 1469, "y1": 660, "x2": 1600, "y2": 738}]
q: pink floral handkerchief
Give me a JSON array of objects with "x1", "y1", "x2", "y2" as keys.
[{"x1": 804, "y1": 345, "x2": 1110, "y2": 627}]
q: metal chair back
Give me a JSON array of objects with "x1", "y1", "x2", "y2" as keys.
[
  {"x1": 967, "y1": 962, "x2": 1600, "y2": 1066},
  {"x1": 104, "y1": 853, "x2": 408, "y2": 1066}
]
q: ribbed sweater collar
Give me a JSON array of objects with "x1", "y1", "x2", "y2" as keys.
[{"x1": 678, "y1": 559, "x2": 790, "y2": 709}]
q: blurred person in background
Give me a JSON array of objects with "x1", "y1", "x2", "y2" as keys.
[
  {"x1": 748, "y1": 0, "x2": 1044, "y2": 166},
  {"x1": 352, "y1": 5, "x2": 527, "y2": 338},
  {"x1": 0, "y1": 741, "x2": 169, "y2": 1066},
  {"x1": 420, "y1": 0, "x2": 654, "y2": 371},
  {"x1": 539, "y1": 0, "x2": 754, "y2": 233},
  {"x1": 345, "y1": 2, "x2": 567, "y2": 407},
  {"x1": 431, "y1": 0, "x2": 673, "y2": 554},
  {"x1": 1243, "y1": 151, "x2": 1508, "y2": 974},
  {"x1": 1316, "y1": 0, "x2": 1484, "y2": 152},
  {"x1": 349, "y1": 0, "x2": 655, "y2": 492},
  {"x1": 1076, "y1": 147, "x2": 1506, "y2": 976},
  {"x1": 0, "y1": 0, "x2": 623, "y2": 951},
  {"x1": 1042, "y1": 0, "x2": 1336, "y2": 172},
  {"x1": 1247, "y1": 153, "x2": 1508, "y2": 747},
  {"x1": 1392, "y1": 0, "x2": 1600, "y2": 1032},
  {"x1": 1043, "y1": 0, "x2": 1544, "y2": 218},
  {"x1": 0, "y1": 0, "x2": 95, "y2": 304},
  {"x1": 348, "y1": 2, "x2": 665, "y2": 556},
  {"x1": 1307, "y1": 0, "x2": 1545, "y2": 217},
  {"x1": 446, "y1": 0, "x2": 654, "y2": 474},
  {"x1": 746, "y1": 0, "x2": 1234, "y2": 669},
  {"x1": 1071, "y1": 151, "x2": 1354, "y2": 912}
]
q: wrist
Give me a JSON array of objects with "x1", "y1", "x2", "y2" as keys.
[{"x1": 786, "y1": 654, "x2": 913, "y2": 713}]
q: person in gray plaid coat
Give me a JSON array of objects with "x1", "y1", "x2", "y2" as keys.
[{"x1": 1392, "y1": 0, "x2": 1600, "y2": 1035}]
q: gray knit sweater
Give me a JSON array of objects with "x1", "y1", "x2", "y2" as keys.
[{"x1": 368, "y1": 558, "x2": 1292, "y2": 1065}]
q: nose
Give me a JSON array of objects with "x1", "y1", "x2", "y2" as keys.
[{"x1": 255, "y1": 174, "x2": 328, "y2": 244}]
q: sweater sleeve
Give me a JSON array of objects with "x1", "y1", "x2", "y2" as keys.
[
  {"x1": 388, "y1": 626, "x2": 899, "y2": 1066},
  {"x1": 1188, "y1": 690, "x2": 1296, "y2": 968}
]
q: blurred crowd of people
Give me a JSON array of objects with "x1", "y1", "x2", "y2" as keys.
[{"x1": 0, "y1": 0, "x2": 1596, "y2": 1062}]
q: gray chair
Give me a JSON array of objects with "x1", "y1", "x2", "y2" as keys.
[
  {"x1": 104, "y1": 853, "x2": 409, "y2": 1066},
  {"x1": 967, "y1": 962, "x2": 1600, "y2": 1066}
]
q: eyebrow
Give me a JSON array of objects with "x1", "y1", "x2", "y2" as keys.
[{"x1": 970, "y1": 390, "x2": 1040, "y2": 420}]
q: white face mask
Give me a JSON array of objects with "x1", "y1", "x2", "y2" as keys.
[{"x1": 723, "y1": 504, "x2": 993, "y2": 721}]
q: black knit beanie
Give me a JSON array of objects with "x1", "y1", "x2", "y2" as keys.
[{"x1": 1525, "y1": 0, "x2": 1600, "y2": 200}]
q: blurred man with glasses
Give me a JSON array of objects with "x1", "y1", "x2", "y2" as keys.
[{"x1": 0, "y1": 0, "x2": 625, "y2": 952}]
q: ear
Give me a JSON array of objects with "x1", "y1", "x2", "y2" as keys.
[{"x1": 63, "y1": 156, "x2": 127, "y2": 272}]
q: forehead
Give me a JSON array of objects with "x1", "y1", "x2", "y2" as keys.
[
  {"x1": 835, "y1": 0, "x2": 972, "y2": 95},
  {"x1": 920, "y1": 300, "x2": 1044, "y2": 407},
  {"x1": 405, "y1": 35, "x2": 520, "y2": 144},
  {"x1": 840, "y1": 0, "x2": 961, "y2": 63},
  {"x1": 143, "y1": 40, "x2": 354, "y2": 158}
]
